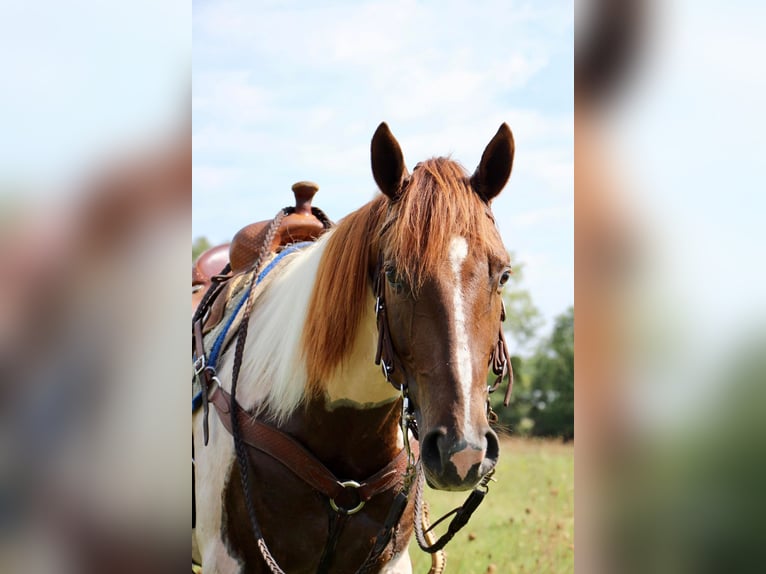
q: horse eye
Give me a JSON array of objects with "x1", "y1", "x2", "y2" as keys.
[
  {"x1": 498, "y1": 270, "x2": 512, "y2": 287},
  {"x1": 385, "y1": 267, "x2": 407, "y2": 294}
]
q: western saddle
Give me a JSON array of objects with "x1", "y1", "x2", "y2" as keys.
[{"x1": 192, "y1": 181, "x2": 332, "y2": 332}]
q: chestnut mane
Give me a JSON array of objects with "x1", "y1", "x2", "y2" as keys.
[{"x1": 302, "y1": 157, "x2": 499, "y2": 389}]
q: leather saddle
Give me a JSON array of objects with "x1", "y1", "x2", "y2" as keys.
[{"x1": 192, "y1": 181, "x2": 330, "y2": 332}]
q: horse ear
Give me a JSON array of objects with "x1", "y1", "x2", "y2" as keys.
[
  {"x1": 470, "y1": 123, "x2": 515, "y2": 203},
  {"x1": 371, "y1": 122, "x2": 408, "y2": 200}
]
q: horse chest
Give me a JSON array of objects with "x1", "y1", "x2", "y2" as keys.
[{"x1": 220, "y1": 403, "x2": 413, "y2": 573}]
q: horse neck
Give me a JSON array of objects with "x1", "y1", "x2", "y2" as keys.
[
  {"x1": 293, "y1": 290, "x2": 404, "y2": 476},
  {"x1": 230, "y1": 233, "x2": 399, "y2": 426},
  {"x1": 322, "y1": 291, "x2": 401, "y2": 410}
]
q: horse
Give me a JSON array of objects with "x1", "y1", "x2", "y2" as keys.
[{"x1": 192, "y1": 121, "x2": 515, "y2": 573}]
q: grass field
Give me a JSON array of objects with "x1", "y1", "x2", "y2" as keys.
[{"x1": 409, "y1": 437, "x2": 574, "y2": 574}]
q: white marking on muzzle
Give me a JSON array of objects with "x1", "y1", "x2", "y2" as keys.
[{"x1": 448, "y1": 236, "x2": 473, "y2": 435}]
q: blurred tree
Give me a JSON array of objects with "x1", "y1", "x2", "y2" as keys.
[
  {"x1": 192, "y1": 236, "x2": 211, "y2": 261},
  {"x1": 491, "y1": 306, "x2": 574, "y2": 439},
  {"x1": 489, "y1": 354, "x2": 532, "y2": 435},
  {"x1": 489, "y1": 254, "x2": 545, "y2": 435},
  {"x1": 502, "y1": 255, "x2": 545, "y2": 350},
  {"x1": 526, "y1": 306, "x2": 574, "y2": 439}
]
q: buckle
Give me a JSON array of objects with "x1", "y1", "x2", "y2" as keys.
[
  {"x1": 193, "y1": 355, "x2": 206, "y2": 376},
  {"x1": 329, "y1": 481, "x2": 366, "y2": 515}
]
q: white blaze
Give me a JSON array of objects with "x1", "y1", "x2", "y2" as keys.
[{"x1": 448, "y1": 236, "x2": 473, "y2": 433}]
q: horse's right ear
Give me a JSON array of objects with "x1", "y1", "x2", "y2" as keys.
[{"x1": 371, "y1": 122, "x2": 408, "y2": 201}]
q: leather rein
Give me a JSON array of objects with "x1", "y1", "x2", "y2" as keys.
[{"x1": 192, "y1": 207, "x2": 513, "y2": 573}]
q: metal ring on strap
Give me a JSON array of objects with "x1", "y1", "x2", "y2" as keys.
[{"x1": 329, "y1": 481, "x2": 366, "y2": 515}]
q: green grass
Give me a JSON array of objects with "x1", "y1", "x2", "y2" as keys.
[{"x1": 409, "y1": 437, "x2": 574, "y2": 574}]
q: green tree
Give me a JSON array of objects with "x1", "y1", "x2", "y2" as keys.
[
  {"x1": 192, "y1": 236, "x2": 211, "y2": 261},
  {"x1": 526, "y1": 306, "x2": 574, "y2": 439},
  {"x1": 489, "y1": 354, "x2": 534, "y2": 435},
  {"x1": 502, "y1": 255, "x2": 545, "y2": 350},
  {"x1": 488, "y1": 254, "x2": 545, "y2": 435},
  {"x1": 491, "y1": 306, "x2": 574, "y2": 439}
]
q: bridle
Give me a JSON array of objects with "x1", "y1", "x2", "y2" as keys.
[
  {"x1": 192, "y1": 204, "x2": 514, "y2": 573},
  {"x1": 372, "y1": 207, "x2": 515, "y2": 421},
  {"x1": 371, "y1": 243, "x2": 513, "y2": 556}
]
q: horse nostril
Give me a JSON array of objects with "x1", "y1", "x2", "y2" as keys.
[
  {"x1": 481, "y1": 430, "x2": 500, "y2": 473},
  {"x1": 485, "y1": 429, "x2": 500, "y2": 464},
  {"x1": 421, "y1": 427, "x2": 446, "y2": 473}
]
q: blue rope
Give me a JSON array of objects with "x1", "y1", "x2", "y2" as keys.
[
  {"x1": 193, "y1": 242, "x2": 313, "y2": 412},
  {"x1": 207, "y1": 290, "x2": 248, "y2": 368}
]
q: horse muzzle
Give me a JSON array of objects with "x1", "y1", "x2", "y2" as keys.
[{"x1": 420, "y1": 426, "x2": 499, "y2": 491}]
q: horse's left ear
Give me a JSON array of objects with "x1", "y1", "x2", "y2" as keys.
[
  {"x1": 371, "y1": 122, "x2": 409, "y2": 201},
  {"x1": 470, "y1": 123, "x2": 515, "y2": 203}
]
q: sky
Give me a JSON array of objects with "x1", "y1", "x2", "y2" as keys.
[
  {"x1": 0, "y1": 0, "x2": 189, "y2": 186},
  {"x1": 193, "y1": 0, "x2": 574, "y2": 335}
]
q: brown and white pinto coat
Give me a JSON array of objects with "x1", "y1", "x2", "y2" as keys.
[{"x1": 193, "y1": 122, "x2": 515, "y2": 573}]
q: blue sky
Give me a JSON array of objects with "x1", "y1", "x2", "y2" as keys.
[
  {"x1": 0, "y1": 0, "x2": 189, "y2": 186},
  {"x1": 194, "y1": 0, "x2": 573, "y2": 332}
]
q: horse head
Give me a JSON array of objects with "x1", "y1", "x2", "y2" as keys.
[{"x1": 370, "y1": 122, "x2": 515, "y2": 491}]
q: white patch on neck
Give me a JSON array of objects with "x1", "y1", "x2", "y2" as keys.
[
  {"x1": 448, "y1": 236, "x2": 473, "y2": 433},
  {"x1": 324, "y1": 293, "x2": 400, "y2": 409},
  {"x1": 217, "y1": 236, "x2": 330, "y2": 423}
]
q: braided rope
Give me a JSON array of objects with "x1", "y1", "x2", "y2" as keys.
[
  {"x1": 413, "y1": 470, "x2": 431, "y2": 550},
  {"x1": 412, "y1": 472, "x2": 447, "y2": 573},
  {"x1": 230, "y1": 209, "x2": 289, "y2": 574},
  {"x1": 423, "y1": 504, "x2": 446, "y2": 574}
]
